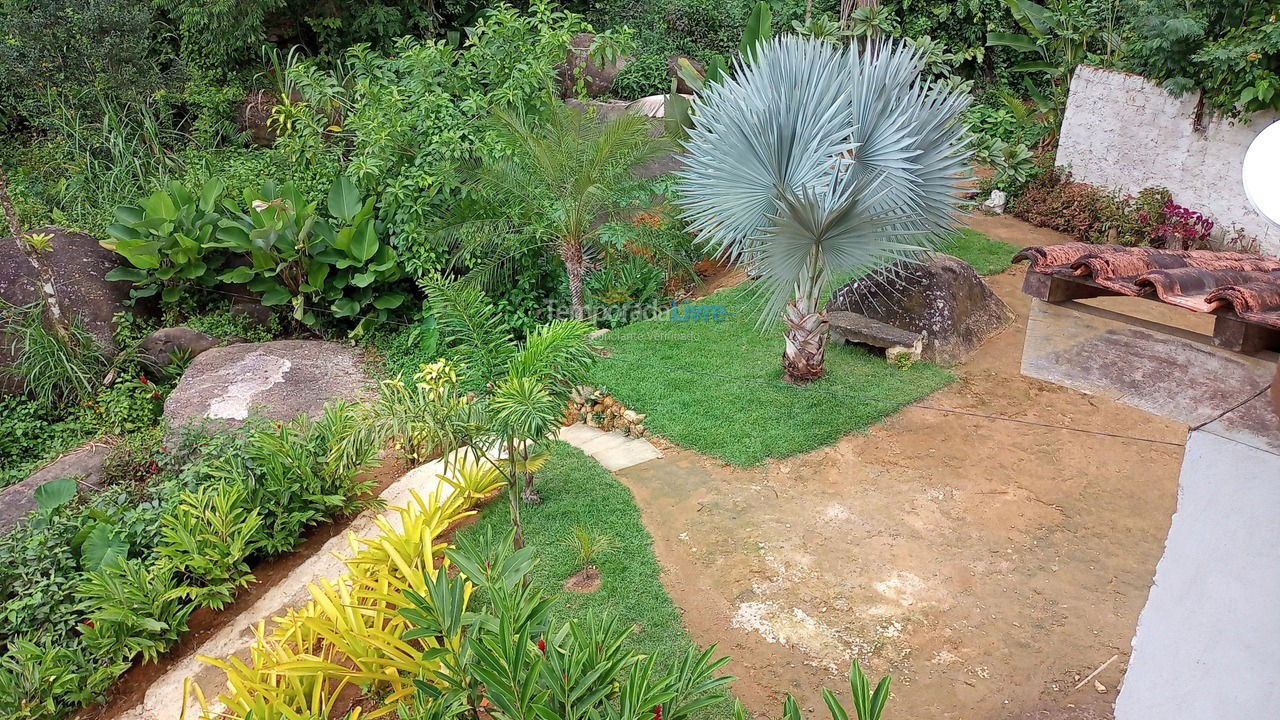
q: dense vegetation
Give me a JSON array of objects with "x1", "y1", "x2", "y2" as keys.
[{"x1": 0, "y1": 0, "x2": 1270, "y2": 717}]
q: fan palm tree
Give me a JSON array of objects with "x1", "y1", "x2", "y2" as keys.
[
  {"x1": 451, "y1": 103, "x2": 673, "y2": 322},
  {"x1": 677, "y1": 36, "x2": 972, "y2": 383}
]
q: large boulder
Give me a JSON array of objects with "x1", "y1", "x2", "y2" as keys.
[
  {"x1": 138, "y1": 327, "x2": 223, "y2": 368},
  {"x1": 163, "y1": 340, "x2": 372, "y2": 431},
  {"x1": 0, "y1": 441, "x2": 113, "y2": 534},
  {"x1": 1, "y1": 227, "x2": 148, "y2": 392},
  {"x1": 828, "y1": 252, "x2": 1013, "y2": 366},
  {"x1": 558, "y1": 33, "x2": 629, "y2": 98}
]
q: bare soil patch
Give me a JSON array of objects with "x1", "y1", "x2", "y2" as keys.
[
  {"x1": 616, "y1": 261, "x2": 1185, "y2": 720},
  {"x1": 563, "y1": 565, "x2": 603, "y2": 593}
]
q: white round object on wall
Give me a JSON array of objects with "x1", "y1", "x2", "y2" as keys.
[{"x1": 1242, "y1": 120, "x2": 1280, "y2": 226}]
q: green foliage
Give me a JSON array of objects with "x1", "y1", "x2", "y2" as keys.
[
  {"x1": 0, "y1": 395, "x2": 384, "y2": 720},
  {"x1": 0, "y1": 639, "x2": 124, "y2": 720},
  {"x1": 457, "y1": 443, "x2": 736, "y2": 718},
  {"x1": 367, "y1": 312, "x2": 442, "y2": 380},
  {"x1": 216, "y1": 176, "x2": 408, "y2": 328},
  {"x1": 451, "y1": 103, "x2": 670, "y2": 321},
  {"x1": 80, "y1": 558, "x2": 194, "y2": 663},
  {"x1": 564, "y1": 523, "x2": 614, "y2": 567},
  {"x1": 0, "y1": 0, "x2": 170, "y2": 130},
  {"x1": 104, "y1": 174, "x2": 409, "y2": 331},
  {"x1": 183, "y1": 308, "x2": 281, "y2": 343},
  {"x1": 0, "y1": 396, "x2": 90, "y2": 488},
  {"x1": 0, "y1": 302, "x2": 108, "y2": 408},
  {"x1": 155, "y1": 482, "x2": 263, "y2": 609},
  {"x1": 104, "y1": 179, "x2": 229, "y2": 304},
  {"x1": 1011, "y1": 168, "x2": 1174, "y2": 245},
  {"x1": 205, "y1": 404, "x2": 380, "y2": 554},
  {"x1": 435, "y1": 492, "x2": 734, "y2": 720},
  {"x1": 1124, "y1": 0, "x2": 1280, "y2": 118}
]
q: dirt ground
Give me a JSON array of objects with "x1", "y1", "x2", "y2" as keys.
[{"x1": 617, "y1": 222, "x2": 1188, "y2": 720}]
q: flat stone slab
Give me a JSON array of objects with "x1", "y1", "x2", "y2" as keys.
[
  {"x1": 0, "y1": 440, "x2": 113, "y2": 533},
  {"x1": 828, "y1": 310, "x2": 924, "y2": 360},
  {"x1": 558, "y1": 424, "x2": 663, "y2": 472},
  {"x1": 1022, "y1": 299, "x2": 1275, "y2": 426},
  {"x1": 164, "y1": 340, "x2": 371, "y2": 431}
]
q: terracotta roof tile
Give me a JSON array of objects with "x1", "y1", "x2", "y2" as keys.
[{"x1": 1013, "y1": 243, "x2": 1280, "y2": 330}]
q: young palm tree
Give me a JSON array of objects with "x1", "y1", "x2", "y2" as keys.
[
  {"x1": 677, "y1": 36, "x2": 972, "y2": 383},
  {"x1": 456, "y1": 103, "x2": 672, "y2": 321}
]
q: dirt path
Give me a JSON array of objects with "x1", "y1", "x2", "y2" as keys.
[{"x1": 615, "y1": 221, "x2": 1186, "y2": 720}]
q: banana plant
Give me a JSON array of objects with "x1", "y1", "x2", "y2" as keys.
[
  {"x1": 103, "y1": 179, "x2": 227, "y2": 304},
  {"x1": 987, "y1": 0, "x2": 1093, "y2": 77},
  {"x1": 213, "y1": 175, "x2": 407, "y2": 329},
  {"x1": 665, "y1": 0, "x2": 772, "y2": 139}
]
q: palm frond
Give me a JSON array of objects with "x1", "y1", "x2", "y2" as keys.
[
  {"x1": 422, "y1": 277, "x2": 515, "y2": 389},
  {"x1": 504, "y1": 320, "x2": 596, "y2": 396},
  {"x1": 676, "y1": 35, "x2": 973, "y2": 324}
]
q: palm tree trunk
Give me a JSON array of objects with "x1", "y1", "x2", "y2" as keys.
[
  {"x1": 506, "y1": 438, "x2": 525, "y2": 550},
  {"x1": 782, "y1": 300, "x2": 828, "y2": 383},
  {"x1": 563, "y1": 237, "x2": 586, "y2": 321},
  {"x1": 782, "y1": 254, "x2": 829, "y2": 383}
]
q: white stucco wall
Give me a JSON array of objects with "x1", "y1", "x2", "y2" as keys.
[
  {"x1": 1115, "y1": 429, "x2": 1280, "y2": 719},
  {"x1": 1055, "y1": 65, "x2": 1280, "y2": 256}
]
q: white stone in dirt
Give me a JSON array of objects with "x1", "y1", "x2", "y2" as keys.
[
  {"x1": 118, "y1": 452, "x2": 469, "y2": 720},
  {"x1": 979, "y1": 190, "x2": 1007, "y2": 215}
]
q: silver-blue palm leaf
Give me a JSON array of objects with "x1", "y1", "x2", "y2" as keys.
[{"x1": 675, "y1": 35, "x2": 973, "y2": 325}]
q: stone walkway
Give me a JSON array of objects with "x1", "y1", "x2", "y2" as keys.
[{"x1": 558, "y1": 423, "x2": 663, "y2": 471}]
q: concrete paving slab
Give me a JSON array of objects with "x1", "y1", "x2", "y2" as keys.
[
  {"x1": 573, "y1": 430, "x2": 633, "y2": 455},
  {"x1": 559, "y1": 423, "x2": 663, "y2": 472},
  {"x1": 1022, "y1": 299, "x2": 1275, "y2": 425},
  {"x1": 558, "y1": 423, "x2": 605, "y2": 445},
  {"x1": 595, "y1": 441, "x2": 663, "y2": 471}
]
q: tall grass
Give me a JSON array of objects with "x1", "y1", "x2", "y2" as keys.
[
  {"x1": 1, "y1": 301, "x2": 107, "y2": 407},
  {"x1": 41, "y1": 91, "x2": 187, "y2": 209}
]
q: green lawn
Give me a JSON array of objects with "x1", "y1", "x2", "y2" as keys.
[
  {"x1": 457, "y1": 443, "x2": 733, "y2": 718},
  {"x1": 944, "y1": 227, "x2": 1021, "y2": 276},
  {"x1": 586, "y1": 229, "x2": 1018, "y2": 466}
]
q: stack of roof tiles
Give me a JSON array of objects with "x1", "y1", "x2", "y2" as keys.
[{"x1": 1014, "y1": 242, "x2": 1280, "y2": 330}]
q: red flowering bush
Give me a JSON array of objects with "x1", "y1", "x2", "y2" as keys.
[
  {"x1": 1154, "y1": 200, "x2": 1215, "y2": 250},
  {"x1": 1011, "y1": 168, "x2": 1216, "y2": 250}
]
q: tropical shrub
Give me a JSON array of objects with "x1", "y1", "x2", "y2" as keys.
[
  {"x1": 155, "y1": 482, "x2": 264, "y2": 609},
  {"x1": 677, "y1": 36, "x2": 971, "y2": 383},
  {"x1": 204, "y1": 403, "x2": 380, "y2": 554},
  {"x1": 1124, "y1": 0, "x2": 1280, "y2": 119},
  {"x1": 80, "y1": 559, "x2": 195, "y2": 663},
  {"x1": 0, "y1": 0, "x2": 170, "y2": 129},
  {"x1": 216, "y1": 177, "x2": 408, "y2": 328},
  {"x1": 1011, "y1": 168, "x2": 1190, "y2": 247},
  {"x1": 448, "y1": 103, "x2": 670, "y2": 322},
  {"x1": 104, "y1": 180, "x2": 229, "y2": 305},
  {"x1": 104, "y1": 175, "x2": 409, "y2": 330}
]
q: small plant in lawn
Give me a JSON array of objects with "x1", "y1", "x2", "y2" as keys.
[{"x1": 562, "y1": 523, "x2": 614, "y2": 593}]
